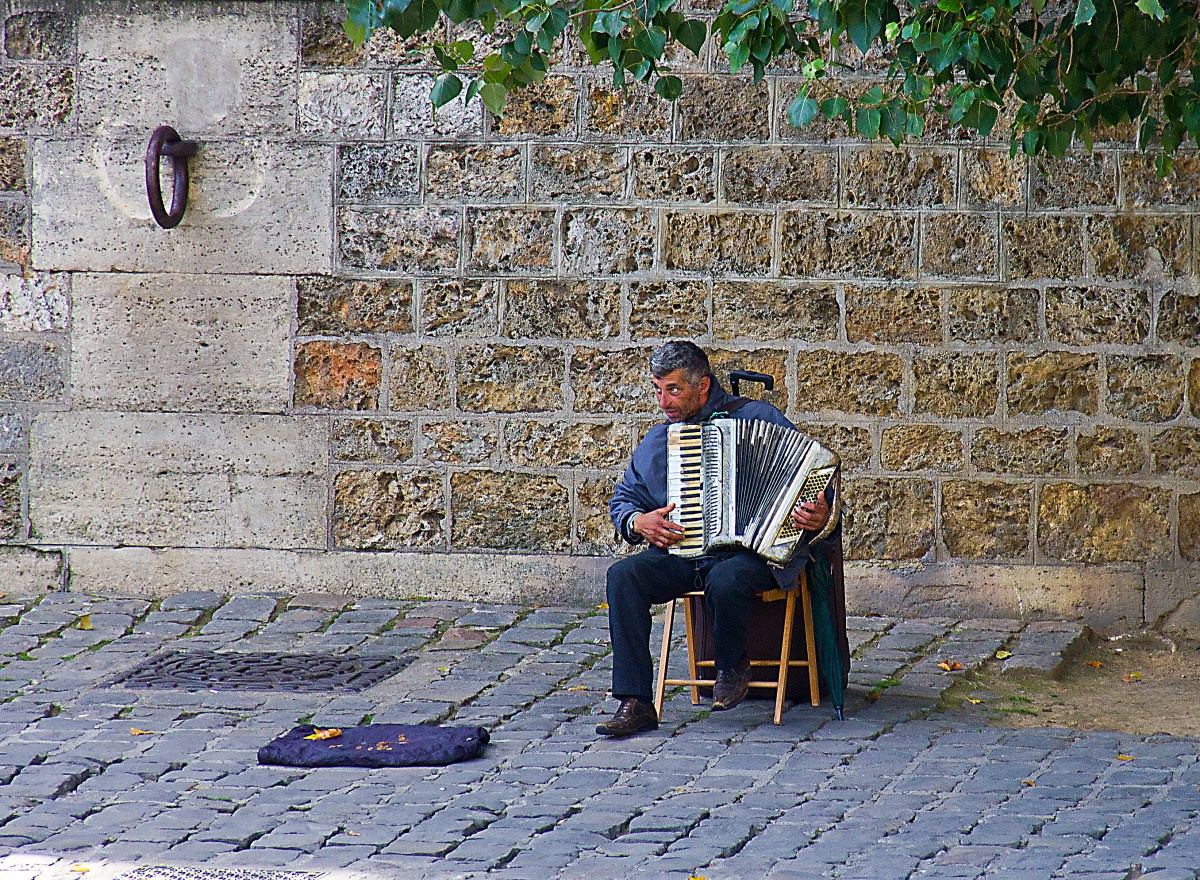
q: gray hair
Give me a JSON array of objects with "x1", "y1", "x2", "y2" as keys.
[{"x1": 650, "y1": 341, "x2": 711, "y2": 386}]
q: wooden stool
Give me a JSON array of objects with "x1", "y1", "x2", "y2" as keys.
[{"x1": 652, "y1": 571, "x2": 820, "y2": 725}]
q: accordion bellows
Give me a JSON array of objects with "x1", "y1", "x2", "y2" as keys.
[{"x1": 667, "y1": 418, "x2": 839, "y2": 566}]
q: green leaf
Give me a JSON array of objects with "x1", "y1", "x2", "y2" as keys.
[
  {"x1": 676, "y1": 19, "x2": 707, "y2": 55},
  {"x1": 1072, "y1": 0, "x2": 1096, "y2": 26},
  {"x1": 654, "y1": 74, "x2": 683, "y2": 100},
  {"x1": 843, "y1": 0, "x2": 884, "y2": 54},
  {"x1": 430, "y1": 72, "x2": 463, "y2": 108},
  {"x1": 787, "y1": 93, "x2": 819, "y2": 128},
  {"x1": 936, "y1": 0, "x2": 962, "y2": 11},
  {"x1": 342, "y1": 17, "x2": 368, "y2": 44},
  {"x1": 819, "y1": 95, "x2": 848, "y2": 118},
  {"x1": 1134, "y1": 0, "x2": 1166, "y2": 20},
  {"x1": 856, "y1": 106, "x2": 881, "y2": 139},
  {"x1": 479, "y1": 81, "x2": 507, "y2": 116}
]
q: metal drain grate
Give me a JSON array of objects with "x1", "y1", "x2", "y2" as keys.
[
  {"x1": 109, "y1": 650, "x2": 413, "y2": 692},
  {"x1": 116, "y1": 869, "x2": 319, "y2": 880}
]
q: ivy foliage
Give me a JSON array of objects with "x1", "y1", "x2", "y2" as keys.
[{"x1": 342, "y1": 0, "x2": 1200, "y2": 168}]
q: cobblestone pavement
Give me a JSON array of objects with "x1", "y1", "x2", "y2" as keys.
[{"x1": 0, "y1": 591, "x2": 1196, "y2": 880}]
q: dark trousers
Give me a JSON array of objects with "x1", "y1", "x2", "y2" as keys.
[{"x1": 605, "y1": 547, "x2": 775, "y2": 701}]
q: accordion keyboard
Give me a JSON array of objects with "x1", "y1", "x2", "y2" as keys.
[{"x1": 666, "y1": 424, "x2": 706, "y2": 557}]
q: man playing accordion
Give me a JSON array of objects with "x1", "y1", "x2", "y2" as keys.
[{"x1": 597, "y1": 341, "x2": 833, "y2": 738}]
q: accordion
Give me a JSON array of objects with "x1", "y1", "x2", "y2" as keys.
[{"x1": 667, "y1": 418, "x2": 839, "y2": 566}]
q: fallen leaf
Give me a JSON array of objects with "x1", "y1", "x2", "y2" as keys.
[
  {"x1": 1117, "y1": 755, "x2": 1134, "y2": 761},
  {"x1": 69, "y1": 867, "x2": 89, "y2": 874},
  {"x1": 346, "y1": 830, "x2": 360, "y2": 837},
  {"x1": 1087, "y1": 660, "x2": 1103, "y2": 669},
  {"x1": 304, "y1": 727, "x2": 342, "y2": 741},
  {"x1": 1122, "y1": 672, "x2": 1142, "y2": 683},
  {"x1": 937, "y1": 661, "x2": 964, "y2": 672},
  {"x1": 1021, "y1": 779, "x2": 1036, "y2": 787},
  {"x1": 966, "y1": 698, "x2": 983, "y2": 705},
  {"x1": 597, "y1": 603, "x2": 609, "y2": 610},
  {"x1": 130, "y1": 728, "x2": 155, "y2": 736},
  {"x1": 436, "y1": 667, "x2": 451, "y2": 673},
  {"x1": 994, "y1": 650, "x2": 1013, "y2": 660},
  {"x1": 77, "y1": 614, "x2": 94, "y2": 631},
  {"x1": 568, "y1": 686, "x2": 589, "y2": 691}
]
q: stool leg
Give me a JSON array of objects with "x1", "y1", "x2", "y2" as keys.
[
  {"x1": 683, "y1": 596, "x2": 701, "y2": 704},
  {"x1": 774, "y1": 590, "x2": 796, "y2": 725},
  {"x1": 653, "y1": 598, "x2": 676, "y2": 718},
  {"x1": 801, "y1": 573, "x2": 820, "y2": 708}
]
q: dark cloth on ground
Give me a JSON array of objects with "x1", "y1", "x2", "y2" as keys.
[{"x1": 258, "y1": 723, "x2": 489, "y2": 768}]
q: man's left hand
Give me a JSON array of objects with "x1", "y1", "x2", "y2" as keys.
[{"x1": 791, "y1": 494, "x2": 830, "y2": 533}]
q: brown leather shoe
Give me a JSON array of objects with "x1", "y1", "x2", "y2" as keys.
[
  {"x1": 595, "y1": 698, "x2": 659, "y2": 737},
  {"x1": 712, "y1": 657, "x2": 751, "y2": 710}
]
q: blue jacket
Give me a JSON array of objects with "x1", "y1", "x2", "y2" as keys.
[{"x1": 609, "y1": 376, "x2": 809, "y2": 586}]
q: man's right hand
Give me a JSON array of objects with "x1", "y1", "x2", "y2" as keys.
[{"x1": 632, "y1": 504, "x2": 686, "y2": 549}]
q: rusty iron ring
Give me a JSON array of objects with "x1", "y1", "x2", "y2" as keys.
[{"x1": 145, "y1": 125, "x2": 198, "y2": 229}]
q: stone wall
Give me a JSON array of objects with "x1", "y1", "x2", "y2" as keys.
[{"x1": 2, "y1": 0, "x2": 1198, "y2": 630}]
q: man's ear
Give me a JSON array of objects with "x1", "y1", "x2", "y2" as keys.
[{"x1": 699, "y1": 375, "x2": 711, "y2": 396}]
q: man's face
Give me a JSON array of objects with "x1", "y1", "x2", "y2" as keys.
[{"x1": 653, "y1": 369, "x2": 711, "y2": 423}]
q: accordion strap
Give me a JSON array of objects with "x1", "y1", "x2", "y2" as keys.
[{"x1": 707, "y1": 396, "x2": 752, "y2": 419}]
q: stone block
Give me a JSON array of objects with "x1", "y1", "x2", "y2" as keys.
[
  {"x1": 913, "y1": 352, "x2": 998, "y2": 418},
  {"x1": 73, "y1": 273, "x2": 291, "y2": 412},
  {"x1": 492, "y1": 76, "x2": 577, "y2": 137},
  {"x1": 676, "y1": 76, "x2": 769, "y2": 141},
  {"x1": 0, "y1": 200, "x2": 28, "y2": 271},
  {"x1": 389, "y1": 345, "x2": 452, "y2": 411},
  {"x1": 1077, "y1": 426, "x2": 1145, "y2": 476},
  {"x1": 419, "y1": 420, "x2": 498, "y2": 464},
  {"x1": 332, "y1": 419, "x2": 414, "y2": 464},
  {"x1": 299, "y1": 5, "x2": 364, "y2": 67},
  {"x1": 971, "y1": 427, "x2": 1071, "y2": 476},
  {"x1": 339, "y1": 206, "x2": 458, "y2": 274},
  {"x1": 456, "y1": 344, "x2": 564, "y2": 413},
  {"x1": 1150, "y1": 427, "x2": 1200, "y2": 480},
  {"x1": 1105, "y1": 354, "x2": 1184, "y2": 422},
  {"x1": 961, "y1": 150, "x2": 1026, "y2": 209},
  {"x1": 1006, "y1": 351, "x2": 1098, "y2": 416},
  {"x1": 776, "y1": 77, "x2": 867, "y2": 142},
  {"x1": 1158, "y1": 290, "x2": 1200, "y2": 346},
  {"x1": 0, "y1": 546, "x2": 61, "y2": 595},
  {"x1": 1182, "y1": 494, "x2": 1200, "y2": 562},
  {"x1": 0, "y1": 412, "x2": 22, "y2": 454},
  {"x1": 1088, "y1": 215, "x2": 1191, "y2": 281},
  {"x1": 628, "y1": 280, "x2": 708, "y2": 339},
  {"x1": 77, "y1": 7, "x2": 294, "y2": 134},
  {"x1": 571, "y1": 347, "x2": 655, "y2": 415},
  {"x1": 946, "y1": 286, "x2": 1039, "y2": 342},
  {"x1": 794, "y1": 350, "x2": 903, "y2": 416},
  {"x1": 0, "y1": 66, "x2": 72, "y2": 128},
  {"x1": 1032, "y1": 153, "x2": 1117, "y2": 208},
  {"x1": 531, "y1": 145, "x2": 628, "y2": 201},
  {"x1": 298, "y1": 72, "x2": 386, "y2": 138},
  {"x1": 427, "y1": 144, "x2": 524, "y2": 203},
  {"x1": 450, "y1": 471, "x2": 569, "y2": 550},
  {"x1": 1038, "y1": 482, "x2": 1171, "y2": 563},
  {"x1": 421, "y1": 279, "x2": 499, "y2": 337},
  {"x1": 297, "y1": 277, "x2": 414, "y2": 335},
  {"x1": 1122, "y1": 153, "x2": 1200, "y2": 209},
  {"x1": 712, "y1": 282, "x2": 839, "y2": 342},
  {"x1": 709, "y1": 347, "x2": 790, "y2": 412},
  {"x1": 338, "y1": 144, "x2": 419, "y2": 203},
  {"x1": 631, "y1": 148, "x2": 715, "y2": 203},
  {"x1": 0, "y1": 463, "x2": 20, "y2": 540},
  {"x1": 392, "y1": 72, "x2": 480, "y2": 138},
  {"x1": 941, "y1": 480, "x2": 1032, "y2": 560},
  {"x1": 35, "y1": 139, "x2": 332, "y2": 274},
  {"x1": 663, "y1": 211, "x2": 773, "y2": 275},
  {"x1": 584, "y1": 79, "x2": 671, "y2": 140},
  {"x1": 5, "y1": 10, "x2": 75, "y2": 61},
  {"x1": 0, "y1": 339, "x2": 63, "y2": 402},
  {"x1": 845, "y1": 285, "x2": 940, "y2": 344},
  {"x1": 294, "y1": 341, "x2": 381, "y2": 411},
  {"x1": 562, "y1": 208, "x2": 655, "y2": 274},
  {"x1": 0, "y1": 272, "x2": 67, "y2": 332},
  {"x1": 721, "y1": 147, "x2": 836, "y2": 206},
  {"x1": 1003, "y1": 215, "x2": 1084, "y2": 279},
  {"x1": 1192, "y1": 359, "x2": 1200, "y2": 418},
  {"x1": 921, "y1": 214, "x2": 999, "y2": 279},
  {"x1": 504, "y1": 279, "x2": 620, "y2": 339},
  {"x1": 504, "y1": 421, "x2": 628, "y2": 468},
  {"x1": 842, "y1": 476, "x2": 935, "y2": 561},
  {"x1": 29, "y1": 412, "x2": 327, "y2": 548},
  {"x1": 0, "y1": 137, "x2": 26, "y2": 191},
  {"x1": 333, "y1": 470, "x2": 444, "y2": 550},
  {"x1": 1045, "y1": 286, "x2": 1150, "y2": 345},
  {"x1": 781, "y1": 211, "x2": 917, "y2": 279},
  {"x1": 1146, "y1": 562, "x2": 1200, "y2": 633},
  {"x1": 880, "y1": 425, "x2": 963, "y2": 472},
  {"x1": 842, "y1": 148, "x2": 955, "y2": 207},
  {"x1": 468, "y1": 208, "x2": 555, "y2": 273},
  {"x1": 793, "y1": 422, "x2": 872, "y2": 470},
  {"x1": 577, "y1": 475, "x2": 623, "y2": 554}
]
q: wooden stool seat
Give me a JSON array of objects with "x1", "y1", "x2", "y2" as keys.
[{"x1": 652, "y1": 571, "x2": 820, "y2": 725}]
